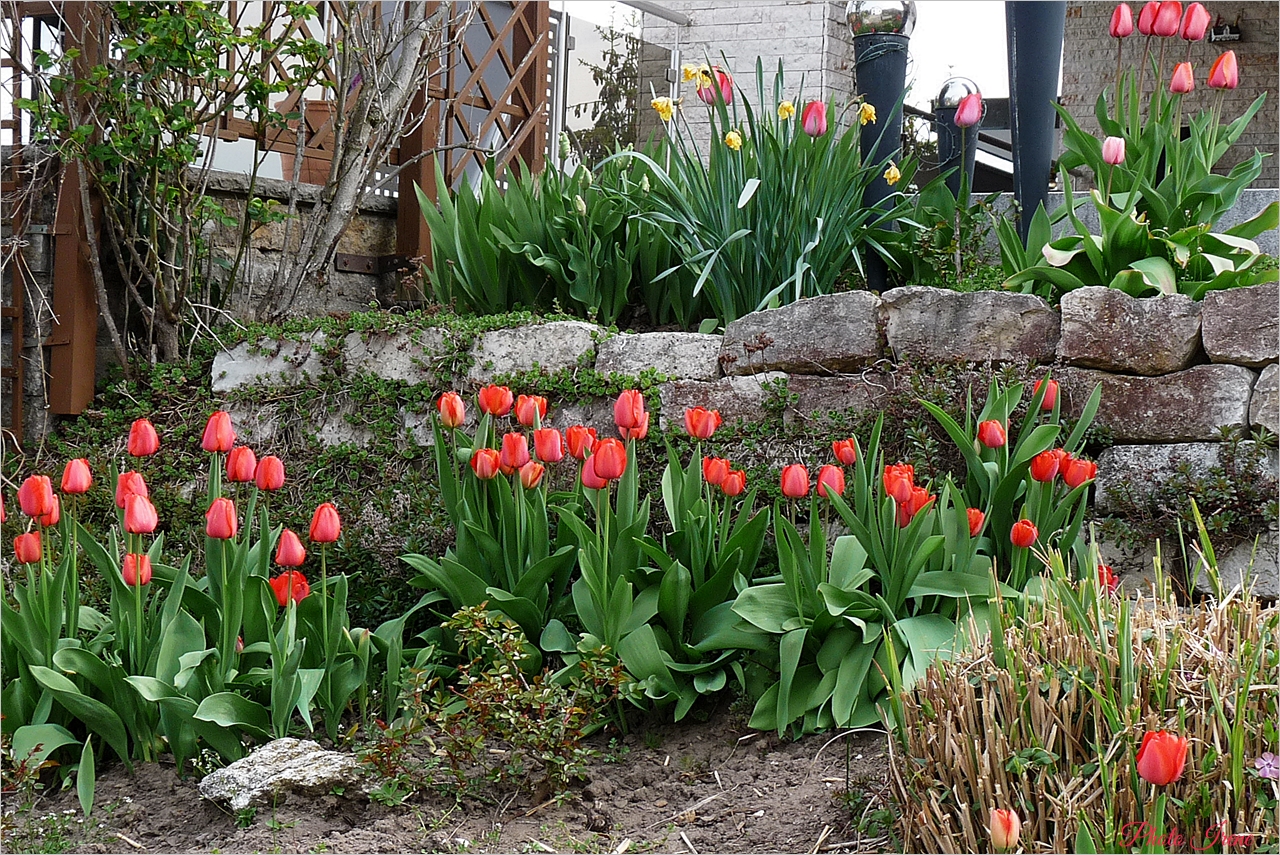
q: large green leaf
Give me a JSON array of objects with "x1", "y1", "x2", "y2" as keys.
[
  {"x1": 193, "y1": 693, "x2": 271, "y2": 739},
  {"x1": 28, "y1": 666, "x2": 131, "y2": 764},
  {"x1": 730, "y1": 584, "x2": 798, "y2": 633}
]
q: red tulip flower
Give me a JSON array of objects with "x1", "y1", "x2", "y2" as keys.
[
  {"x1": 1110, "y1": 3, "x2": 1134, "y2": 37},
  {"x1": 276, "y1": 529, "x2": 307, "y2": 567},
  {"x1": 1152, "y1": 0, "x2": 1181, "y2": 36},
  {"x1": 115, "y1": 471, "x2": 149, "y2": 509},
  {"x1": 989, "y1": 809, "x2": 1022, "y2": 852},
  {"x1": 623, "y1": 411, "x2": 650, "y2": 441},
  {"x1": 309, "y1": 502, "x2": 341, "y2": 543},
  {"x1": 721, "y1": 470, "x2": 746, "y2": 497},
  {"x1": 0, "y1": 493, "x2": 5, "y2": 524},
  {"x1": 14, "y1": 531, "x2": 41, "y2": 565},
  {"x1": 801, "y1": 100, "x2": 827, "y2": 137},
  {"x1": 515, "y1": 394, "x2": 548, "y2": 427},
  {"x1": 438, "y1": 392, "x2": 466, "y2": 428},
  {"x1": 883, "y1": 463, "x2": 915, "y2": 504},
  {"x1": 201, "y1": 411, "x2": 236, "y2": 453},
  {"x1": 1062, "y1": 457, "x2": 1098, "y2": 489},
  {"x1": 471, "y1": 447, "x2": 501, "y2": 480},
  {"x1": 38, "y1": 495, "x2": 60, "y2": 528},
  {"x1": 533, "y1": 428, "x2": 565, "y2": 463},
  {"x1": 125, "y1": 494, "x2": 159, "y2": 534},
  {"x1": 1010, "y1": 519, "x2": 1038, "y2": 548},
  {"x1": 897, "y1": 486, "x2": 935, "y2": 527},
  {"x1": 127, "y1": 418, "x2": 161, "y2": 456},
  {"x1": 1029, "y1": 450, "x2": 1061, "y2": 482},
  {"x1": 614, "y1": 390, "x2": 647, "y2": 440},
  {"x1": 566, "y1": 425, "x2": 597, "y2": 461},
  {"x1": 519, "y1": 461, "x2": 545, "y2": 490},
  {"x1": 271, "y1": 570, "x2": 311, "y2": 607},
  {"x1": 832, "y1": 438, "x2": 858, "y2": 466},
  {"x1": 1137, "y1": 1, "x2": 1160, "y2": 34},
  {"x1": 18, "y1": 475, "x2": 55, "y2": 518},
  {"x1": 695, "y1": 66, "x2": 733, "y2": 105},
  {"x1": 1169, "y1": 61, "x2": 1194, "y2": 93},
  {"x1": 1208, "y1": 50, "x2": 1238, "y2": 89},
  {"x1": 702, "y1": 456, "x2": 730, "y2": 487},
  {"x1": 122, "y1": 553, "x2": 152, "y2": 586},
  {"x1": 591, "y1": 439, "x2": 628, "y2": 481},
  {"x1": 62, "y1": 459, "x2": 92, "y2": 495},
  {"x1": 1034, "y1": 378, "x2": 1059, "y2": 410},
  {"x1": 206, "y1": 497, "x2": 238, "y2": 540},
  {"x1": 1179, "y1": 2, "x2": 1209, "y2": 40},
  {"x1": 477, "y1": 385, "x2": 514, "y2": 417},
  {"x1": 1099, "y1": 563, "x2": 1120, "y2": 593},
  {"x1": 780, "y1": 464, "x2": 809, "y2": 499},
  {"x1": 580, "y1": 455, "x2": 608, "y2": 490},
  {"x1": 967, "y1": 508, "x2": 985, "y2": 537},
  {"x1": 977, "y1": 420, "x2": 1007, "y2": 449},
  {"x1": 684, "y1": 407, "x2": 723, "y2": 440},
  {"x1": 499, "y1": 432, "x2": 531, "y2": 475},
  {"x1": 954, "y1": 92, "x2": 983, "y2": 128},
  {"x1": 816, "y1": 465, "x2": 845, "y2": 499},
  {"x1": 255, "y1": 456, "x2": 285, "y2": 491},
  {"x1": 1137, "y1": 730, "x2": 1188, "y2": 786},
  {"x1": 226, "y1": 446, "x2": 257, "y2": 483}
]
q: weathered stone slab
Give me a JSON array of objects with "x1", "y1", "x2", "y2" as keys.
[
  {"x1": 657, "y1": 372, "x2": 788, "y2": 428},
  {"x1": 1057, "y1": 287, "x2": 1201, "y2": 375},
  {"x1": 719, "y1": 292, "x2": 883, "y2": 376},
  {"x1": 546, "y1": 397, "x2": 619, "y2": 436},
  {"x1": 881, "y1": 286, "x2": 1059, "y2": 363},
  {"x1": 1201, "y1": 282, "x2": 1279, "y2": 369},
  {"x1": 1251, "y1": 363, "x2": 1278, "y2": 433},
  {"x1": 1059, "y1": 365, "x2": 1255, "y2": 442},
  {"x1": 782, "y1": 373, "x2": 895, "y2": 425},
  {"x1": 1094, "y1": 442, "x2": 1280, "y2": 514},
  {"x1": 467, "y1": 321, "x2": 603, "y2": 384},
  {"x1": 313, "y1": 408, "x2": 374, "y2": 448},
  {"x1": 595, "y1": 332, "x2": 722, "y2": 381},
  {"x1": 198, "y1": 739, "x2": 362, "y2": 810},
  {"x1": 211, "y1": 332, "x2": 329, "y2": 394},
  {"x1": 343, "y1": 329, "x2": 449, "y2": 384},
  {"x1": 1093, "y1": 535, "x2": 1162, "y2": 597},
  {"x1": 1193, "y1": 529, "x2": 1279, "y2": 600},
  {"x1": 224, "y1": 401, "x2": 280, "y2": 447}
]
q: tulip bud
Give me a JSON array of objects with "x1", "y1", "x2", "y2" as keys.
[
  {"x1": 127, "y1": 418, "x2": 161, "y2": 456},
  {"x1": 1110, "y1": 3, "x2": 1134, "y2": 37},
  {"x1": 1208, "y1": 50, "x2": 1239, "y2": 90},
  {"x1": 438, "y1": 392, "x2": 466, "y2": 429},
  {"x1": 477, "y1": 385, "x2": 514, "y2": 417},
  {"x1": 201, "y1": 411, "x2": 236, "y2": 453},
  {"x1": 1102, "y1": 136, "x2": 1126, "y2": 166},
  {"x1": 18, "y1": 475, "x2": 55, "y2": 518},
  {"x1": 38, "y1": 495, "x2": 60, "y2": 528},
  {"x1": 515, "y1": 394, "x2": 548, "y2": 428},
  {"x1": 684, "y1": 407, "x2": 723, "y2": 440},
  {"x1": 954, "y1": 93, "x2": 983, "y2": 129},
  {"x1": 702, "y1": 456, "x2": 730, "y2": 487},
  {"x1": 519, "y1": 461, "x2": 545, "y2": 489},
  {"x1": 977, "y1": 420, "x2": 1007, "y2": 449},
  {"x1": 275, "y1": 528, "x2": 307, "y2": 567},
  {"x1": 115, "y1": 471, "x2": 149, "y2": 509},
  {"x1": 780, "y1": 464, "x2": 809, "y2": 499},
  {"x1": 801, "y1": 101, "x2": 827, "y2": 137},
  {"x1": 226, "y1": 446, "x2": 257, "y2": 483},
  {"x1": 696, "y1": 66, "x2": 732, "y2": 105},
  {"x1": 533, "y1": 428, "x2": 565, "y2": 463},
  {"x1": 580, "y1": 454, "x2": 609, "y2": 490},
  {"x1": 1098, "y1": 563, "x2": 1120, "y2": 593},
  {"x1": 1034, "y1": 378, "x2": 1059, "y2": 411},
  {"x1": 123, "y1": 553, "x2": 153, "y2": 587},
  {"x1": 0, "y1": 493, "x2": 6, "y2": 524},
  {"x1": 989, "y1": 809, "x2": 1022, "y2": 851},
  {"x1": 125, "y1": 494, "x2": 159, "y2": 534},
  {"x1": 255, "y1": 456, "x2": 285, "y2": 491},
  {"x1": 61, "y1": 459, "x2": 92, "y2": 495},
  {"x1": 1152, "y1": 0, "x2": 1182, "y2": 36},
  {"x1": 1179, "y1": 2, "x2": 1209, "y2": 40},
  {"x1": 614, "y1": 390, "x2": 647, "y2": 439},
  {"x1": 14, "y1": 531, "x2": 41, "y2": 564},
  {"x1": 271, "y1": 570, "x2": 310, "y2": 607},
  {"x1": 499, "y1": 432, "x2": 531, "y2": 475},
  {"x1": 1169, "y1": 61, "x2": 1194, "y2": 93},
  {"x1": 558, "y1": 131, "x2": 571, "y2": 160},
  {"x1": 1137, "y1": 730, "x2": 1189, "y2": 786},
  {"x1": 205, "y1": 497, "x2": 238, "y2": 540},
  {"x1": 1137, "y1": 1, "x2": 1160, "y2": 35},
  {"x1": 897, "y1": 486, "x2": 935, "y2": 527},
  {"x1": 720, "y1": 470, "x2": 747, "y2": 497},
  {"x1": 1029, "y1": 451, "x2": 1061, "y2": 482},
  {"x1": 1010, "y1": 519, "x2": 1038, "y2": 548},
  {"x1": 591, "y1": 439, "x2": 628, "y2": 481},
  {"x1": 816, "y1": 465, "x2": 845, "y2": 499},
  {"x1": 470, "y1": 447, "x2": 502, "y2": 480},
  {"x1": 883, "y1": 464, "x2": 915, "y2": 504},
  {"x1": 574, "y1": 194, "x2": 587, "y2": 216},
  {"x1": 565, "y1": 425, "x2": 597, "y2": 461},
  {"x1": 1062, "y1": 457, "x2": 1098, "y2": 489},
  {"x1": 967, "y1": 508, "x2": 985, "y2": 537},
  {"x1": 832, "y1": 439, "x2": 858, "y2": 466},
  {"x1": 309, "y1": 502, "x2": 341, "y2": 543}
]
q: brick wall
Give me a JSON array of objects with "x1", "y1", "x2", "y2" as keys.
[{"x1": 1060, "y1": 2, "x2": 1279, "y2": 186}]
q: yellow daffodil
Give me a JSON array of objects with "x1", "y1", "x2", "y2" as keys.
[
  {"x1": 681, "y1": 64, "x2": 698, "y2": 82},
  {"x1": 884, "y1": 163, "x2": 901, "y2": 186},
  {"x1": 858, "y1": 102, "x2": 877, "y2": 126},
  {"x1": 651, "y1": 96, "x2": 674, "y2": 122},
  {"x1": 724, "y1": 130, "x2": 743, "y2": 151},
  {"x1": 778, "y1": 100, "x2": 796, "y2": 120}
]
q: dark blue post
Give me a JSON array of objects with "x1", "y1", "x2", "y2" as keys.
[
  {"x1": 854, "y1": 32, "x2": 909, "y2": 290},
  {"x1": 1006, "y1": 1, "x2": 1067, "y2": 240}
]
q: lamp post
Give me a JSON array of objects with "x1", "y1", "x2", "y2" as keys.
[
  {"x1": 934, "y1": 77, "x2": 982, "y2": 198},
  {"x1": 1006, "y1": 1, "x2": 1067, "y2": 241}
]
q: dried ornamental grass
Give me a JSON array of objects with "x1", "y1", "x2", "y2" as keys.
[{"x1": 889, "y1": 576, "x2": 1280, "y2": 853}]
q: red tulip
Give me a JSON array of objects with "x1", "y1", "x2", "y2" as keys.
[
  {"x1": 226, "y1": 446, "x2": 257, "y2": 483},
  {"x1": 115, "y1": 471, "x2": 149, "y2": 509},
  {"x1": 1208, "y1": 50, "x2": 1238, "y2": 89},
  {"x1": 255, "y1": 456, "x2": 285, "y2": 491},
  {"x1": 614, "y1": 390, "x2": 647, "y2": 440},
  {"x1": 780, "y1": 464, "x2": 809, "y2": 499},
  {"x1": 622, "y1": 411, "x2": 650, "y2": 441},
  {"x1": 1152, "y1": 0, "x2": 1181, "y2": 36},
  {"x1": 977, "y1": 420, "x2": 1007, "y2": 449},
  {"x1": 566, "y1": 425, "x2": 597, "y2": 461},
  {"x1": 816, "y1": 465, "x2": 845, "y2": 499},
  {"x1": 205, "y1": 497, "x2": 238, "y2": 540},
  {"x1": 18, "y1": 475, "x2": 54, "y2": 518},
  {"x1": 471, "y1": 447, "x2": 501, "y2": 480},
  {"x1": 989, "y1": 809, "x2": 1022, "y2": 851},
  {"x1": 1137, "y1": 1, "x2": 1160, "y2": 34},
  {"x1": 1137, "y1": 730, "x2": 1188, "y2": 786},
  {"x1": 1099, "y1": 563, "x2": 1120, "y2": 593},
  {"x1": 309, "y1": 502, "x2": 341, "y2": 543},
  {"x1": 438, "y1": 392, "x2": 466, "y2": 429},
  {"x1": 499, "y1": 432, "x2": 531, "y2": 475},
  {"x1": 276, "y1": 529, "x2": 307, "y2": 567},
  {"x1": 684, "y1": 407, "x2": 723, "y2": 440},
  {"x1": 721, "y1": 470, "x2": 746, "y2": 497},
  {"x1": 1169, "y1": 61, "x2": 1194, "y2": 93},
  {"x1": 832, "y1": 438, "x2": 858, "y2": 466},
  {"x1": 515, "y1": 394, "x2": 548, "y2": 427},
  {"x1": 127, "y1": 418, "x2": 160, "y2": 456},
  {"x1": 1010, "y1": 519, "x2": 1038, "y2": 548},
  {"x1": 1179, "y1": 2, "x2": 1209, "y2": 40},
  {"x1": 702, "y1": 456, "x2": 730, "y2": 487},
  {"x1": 1063, "y1": 457, "x2": 1098, "y2": 489},
  {"x1": 801, "y1": 100, "x2": 827, "y2": 137},
  {"x1": 883, "y1": 464, "x2": 915, "y2": 504},
  {"x1": 695, "y1": 65, "x2": 733, "y2": 105},
  {"x1": 581, "y1": 455, "x2": 609, "y2": 490},
  {"x1": 61, "y1": 459, "x2": 92, "y2": 495},
  {"x1": 954, "y1": 92, "x2": 983, "y2": 129},
  {"x1": 1102, "y1": 136, "x2": 1126, "y2": 166},
  {"x1": 0, "y1": 492, "x2": 6, "y2": 523},
  {"x1": 1050, "y1": 448, "x2": 1072, "y2": 473},
  {"x1": 897, "y1": 486, "x2": 935, "y2": 527},
  {"x1": 519, "y1": 461, "x2": 545, "y2": 489},
  {"x1": 38, "y1": 495, "x2": 60, "y2": 528},
  {"x1": 14, "y1": 532, "x2": 41, "y2": 564},
  {"x1": 201, "y1": 411, "x2": 235, "y2": 453},
  {"x1": 1034, "y1": 378, "x2": 1059, "y2": 410},
  {"x1": 270, "y1": 570, "x2": 310, "y2": 607},
  {"x1": 592, "y1": 439, "x2": 628, "y2": 481},
  {"x1": 1110, "y1": 3, "x2": 1134, "y2": 37},
  {"x1": 125, "y1": 494, "x2": 159, "y2": 534},
  {"x1": 967, "y1": 508, "x2": 985, "y2": 537},
  {"x1": 1029, "y1": 451, "x2": 1061, "y2": 482},
  {"x1": 477, "y1": 385, "x2": 513, "y2": 417},
  {"x1": 533, "y1": 428, "x2": 565, "y2": 463},
  {"x1": 122, "y1": 553, "x2": 152, "y2": 586}
]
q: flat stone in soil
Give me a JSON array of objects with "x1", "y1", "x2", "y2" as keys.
[
  {"x1": 467, "y1": 321, "x2": 602, "y2": 384},
  {"x1": 342, "y1": 329, "x2": 449, "y2": 384},
  {"x1": 212, "y1": 332, "x2": 330, "y2": 394},
  {"x1": 1057, "y1": 286, "x2": 1200, "y2": 375},
  {"x1": 1094, "y1": 442, "x2": 1280, "y2": 514},
  {"x1": 881, "y1": 286, "x2": 1060, "y2": 363},
  {"x1": 1058, "y1": 365, "x2": 1255, "y2": 442},
  {"x1": 657, "y1": 372, "x2": 788, "y2": 427},
  {"x1": 719, "y1": 292, "x2": 883, "y2": 376},
  {"x1": 595, "y1": 332, "x2": 722, "y2": 381},
  {"x1": 1251, "y1": 364, "x2": 1279, "y2": 433},
  {"x1": 1201, "y1": 281, "x2": 1279, "y2": 369},
  {"x1": 783, "y1": 373, "x2": 895, "y2": 425},
  {"x1": 198, "y1": 738, "x2": 362, "y2": 810}
]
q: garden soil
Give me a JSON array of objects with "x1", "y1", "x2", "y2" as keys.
[{"x1": 12, "y1": 719, "x2": 894, "y2": 854}]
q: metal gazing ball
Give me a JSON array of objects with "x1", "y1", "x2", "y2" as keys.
[
  {"x1": 846, "y1": 0, "x2": 917, "y2": 37},
  {"x1": 937, "y1": 77, "x2": 980, "y2": 109}
]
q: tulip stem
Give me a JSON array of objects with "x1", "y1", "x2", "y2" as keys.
[{"x1": 1114, "y1": 39, "x2": 1124, "y2": 105}]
